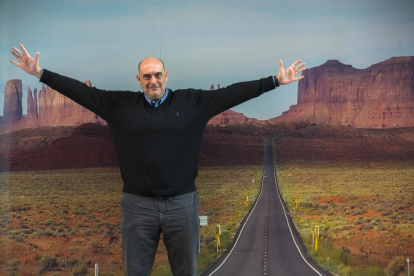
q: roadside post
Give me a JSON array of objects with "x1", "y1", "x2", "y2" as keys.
[
  {"x1": 408, "y1": 258, "x2": 410, "y2": 276},
  {"x1": 215, "y1": 224, "x2": 221, "y2": 253},
  {"x1": 295, "y1": 196, "x2": 298, "y2": 211},
  {"x1": 199, "y1": 216, "x2": 208, "y2": 253},
  {"x1": 314, "y1": 225, "x2": 319, "y2": 251},
  {"x1": 95, "y1": 263, "x2": 98, "y2": 276}
]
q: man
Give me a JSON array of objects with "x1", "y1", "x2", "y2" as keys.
[{"x1": 10, "y1": 43, "x2": 305, "y2": 276}]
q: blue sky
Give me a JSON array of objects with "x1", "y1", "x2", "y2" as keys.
[{"x1": 1, "y1": 0, "x2": 413, "y2": 120}]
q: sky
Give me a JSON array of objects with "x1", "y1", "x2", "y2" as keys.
[{"x1": 1, "y1": 0, "x2": 413, "y2": 120}]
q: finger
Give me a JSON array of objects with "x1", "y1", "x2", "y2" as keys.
[
  {"x1": 293, "y1": 76, "x2": 305, "y2": 81},
  {"x1": 19, "y1": 43, "x2": 29, "y2": 56},
  {"x1": 11, "y1": 51, "x2": 21, "y2": 59},
  {"x1": 295, "y1": 63, "x2": 306, "y2": 70},
  {"x1": 34, "y1": 52, "x2": 39, "y2": 63},
  {"x1": 10, "y1": 59, "x2": 21, "y2": 67},
  {"x1": 295, "y1": 68, "x2": 306, "y2": 75},
  {"x1": 290, "y1": 60, "x2": 302, "y2": 69},
  {"x1": 12, "y1": 46, "x2": 24, "y2": 57},
  {"x1": 293, "y1": 59, "x2": 302, "y2": 66}
]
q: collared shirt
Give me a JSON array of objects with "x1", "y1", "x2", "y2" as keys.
[{"x1": 144, "y1": 88, "x2": 169, "y2": 107}]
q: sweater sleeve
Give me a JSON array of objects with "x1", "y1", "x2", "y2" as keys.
[
  {"x1": 194, "y1": 76, "x2": 276, "y2": 120},
  {"x1": 39, "y1": 69, "x2": 128, "y2": 122}
]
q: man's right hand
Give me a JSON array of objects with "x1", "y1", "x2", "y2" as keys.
[{"x1": 10, "y1": 43, "x2": 42, "y2": 79}]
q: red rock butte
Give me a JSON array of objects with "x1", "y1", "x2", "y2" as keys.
[
  {"x1": 1, "y1": 81, "x2": 255, "y2": 134},
  {"x1": 271, "y1": 56, "x2": 414, "y2": 128}
]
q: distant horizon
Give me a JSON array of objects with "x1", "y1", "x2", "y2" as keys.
[
  {"x1": 2, "y1": 0, "x2": 413, "y2": 119},
  {"x1": 2, "y1": 54, "x2": 413, "y2": 121}
]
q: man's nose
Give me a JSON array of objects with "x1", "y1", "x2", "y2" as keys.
[{"x1": 150, "y1": 75, "x2": 158, "y2": 83}]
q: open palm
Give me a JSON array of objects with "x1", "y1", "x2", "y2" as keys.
[
  {"x1": 276, "y1": 59, "x2": 306, "y2": 85},
  {"x1": 10, "y1": 43, "x2": 42, "y2": 78}
]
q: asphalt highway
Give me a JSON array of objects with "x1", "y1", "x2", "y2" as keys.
[{"x1": 201, "y1": 137, "x2": 332, "y2": 276}]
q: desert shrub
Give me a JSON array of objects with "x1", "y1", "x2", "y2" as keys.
[
  {"x1": 8, "y1": 259, "x2": 19, "y2": 270},
  {"x1": 386, "y1": 256, "x2": 406, "y2": 276},
  {"x1": 12, "y1": 235, "x2": 26, "y2": 242},
  {"x1": 43, "y1": 229, "x2": 54, "y2": 236},
  {"x1": 351, "y1": 210, "x2": 363, "y2": 216},
  {"x1": 93, "y1": 221, "x2": 111, "y2": 229},
  {"x1": 362, "y1": 224, "x2": 374, "y2": 231},
  {"x1": 102, "y1": 229, "x2": 113, "y2": 239},
  {"x1": 69, "y1": 228, "x2": 79, "y2": 235},
  {"x1": 375, "y1": 224, "x2": 387, "y2": 231},
  {"x1": 151, "y1": 264, "x2": 173, "y2": 276},
  {"x1": 89, "y1": 239, "x2": 99, "y2": 249},
  {"x1": 70, "y1": 264, "x2": 88, "y2": 276},
  {"x1": 7, "y1": 273, "x2": 18, "y2": 276},
  {"x1": 45, "y1": 219, "x2": 55, "y2": 225},
  {"x1": 23, "y1": 229, "x2": 32, "y2": 234},
  {"x1": 9, "y1": 230, "x2": 22, "y2": 235},
  {"x1": 353, "y1": 218, "x2": 363, "y2": 225},
  {"x1": 38, "y1": 254, "x2": 58, "y2": 275},
  {"x1": 353, "y1": 266, "x2": 386, "y2": 276},
  {"x1": 219, "y1": 230, "x2": 232, "y2": 249},
  {"x1": 66, "y1": 256, "x2": 84, "y2": 268}
]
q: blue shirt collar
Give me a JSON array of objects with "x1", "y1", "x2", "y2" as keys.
[{"x1": 144, "y1": 88, "x2": 169, "y2": 107}]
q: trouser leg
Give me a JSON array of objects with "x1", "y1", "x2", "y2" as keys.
[
  {"x1": 161, "y1": 191, "x2": 200, "y2": 276},
  {"x1": 121, "y1": 193, "x2": 161, "y2": 276}
]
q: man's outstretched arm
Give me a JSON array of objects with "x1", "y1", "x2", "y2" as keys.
[
  {"x1": 9, "y1": 43, "x2": 128, "y2": 122},
  {"x1": 195, "y1": 59, "x2": 306, "y2": 119},
  {"x1": 10, "y1": 43, "x2": 42, "y2": 79}
]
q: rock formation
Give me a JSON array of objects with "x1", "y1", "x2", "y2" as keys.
[
  {"x1": 207, "y1": 109, "x2": 258, "y2": 125},
  {"x1": 3, "y1": 80, "x2": 23, "y2": 124},
  {"x1": 27, "y1": 87, "x2": 37, "y2": 123},
  {"x1": 37, "y1": 80, "x2": 105, "y2": 127},
  {"x1": 272, "y1": 57, "x2": 414, "y2": 128},
  {"x1": 1, "y1": 80, "x2": 107, "y2": 134}
]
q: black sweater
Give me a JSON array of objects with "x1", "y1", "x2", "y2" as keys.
[{"x1": 40, "y1": 69, "x2": 276, "y2": 196}]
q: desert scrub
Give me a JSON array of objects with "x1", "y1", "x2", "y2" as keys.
[{"x1": 8, "y1": 259, "x2": 20, "y2": 271}]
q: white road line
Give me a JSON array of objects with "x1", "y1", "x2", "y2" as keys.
[
  {"x1": 272, "y1": 144, "x2": 324, "y2": 276},
  {"x1": 207, "y1": 144, "x2": 269, "y2": 276}
]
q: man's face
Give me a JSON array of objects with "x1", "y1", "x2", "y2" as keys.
[{"x1": 136, "y1": 57, "x2": 168, "y2": 100}]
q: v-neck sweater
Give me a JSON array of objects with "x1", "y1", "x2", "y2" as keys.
[{"x1": 40, "y1": 69, "x2": 276, "y2": 196}]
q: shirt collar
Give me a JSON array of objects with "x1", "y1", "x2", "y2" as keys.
[{"x1": 144, "y1": 88, "x2": 169, "y2": 107}]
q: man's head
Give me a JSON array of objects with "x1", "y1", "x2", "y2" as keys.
[{"x1": 136, "y1": 57, "x2": 168, "y2": 100}]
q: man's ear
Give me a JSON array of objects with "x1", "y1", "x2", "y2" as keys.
[{"x1": 136, "y1": 74, "x2": 141, "y2": 85}]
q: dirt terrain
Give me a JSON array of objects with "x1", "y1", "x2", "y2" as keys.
[{"x1": 1, "y1": 122, "x2": 413, "y2": 275}]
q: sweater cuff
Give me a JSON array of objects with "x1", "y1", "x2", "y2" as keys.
[{"x1": 273, "y1": 76, "x2": 280, "y2": 87}]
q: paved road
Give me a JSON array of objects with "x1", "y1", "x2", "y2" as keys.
[{"x1": 202, "y1": 137, "x2": 331, "y2": 276}]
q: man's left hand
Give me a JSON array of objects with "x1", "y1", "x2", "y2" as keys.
[{"x1": 276, "y1": 59, "x2": 306, "y2": 85}]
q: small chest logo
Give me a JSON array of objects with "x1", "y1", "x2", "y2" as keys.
[{"x1": 176, "y1": 112, "x2": 179, "y2": 116}]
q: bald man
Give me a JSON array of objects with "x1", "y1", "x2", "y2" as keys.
[{"x1": 11, "y1": 43, "x2": 305, "y2": 276}]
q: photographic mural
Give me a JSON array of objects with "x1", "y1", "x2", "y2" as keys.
[{"x1": 1, "y1": 0, "x2": 413, "y2": 275}]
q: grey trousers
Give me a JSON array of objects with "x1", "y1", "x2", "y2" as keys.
[{"x1": 121, "y1": 191, "x2": 200, "y2": 276}]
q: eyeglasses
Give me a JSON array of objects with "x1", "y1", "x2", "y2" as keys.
[{"x1": 142, "y1": 72, "x2": 164, "y2": 80}]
